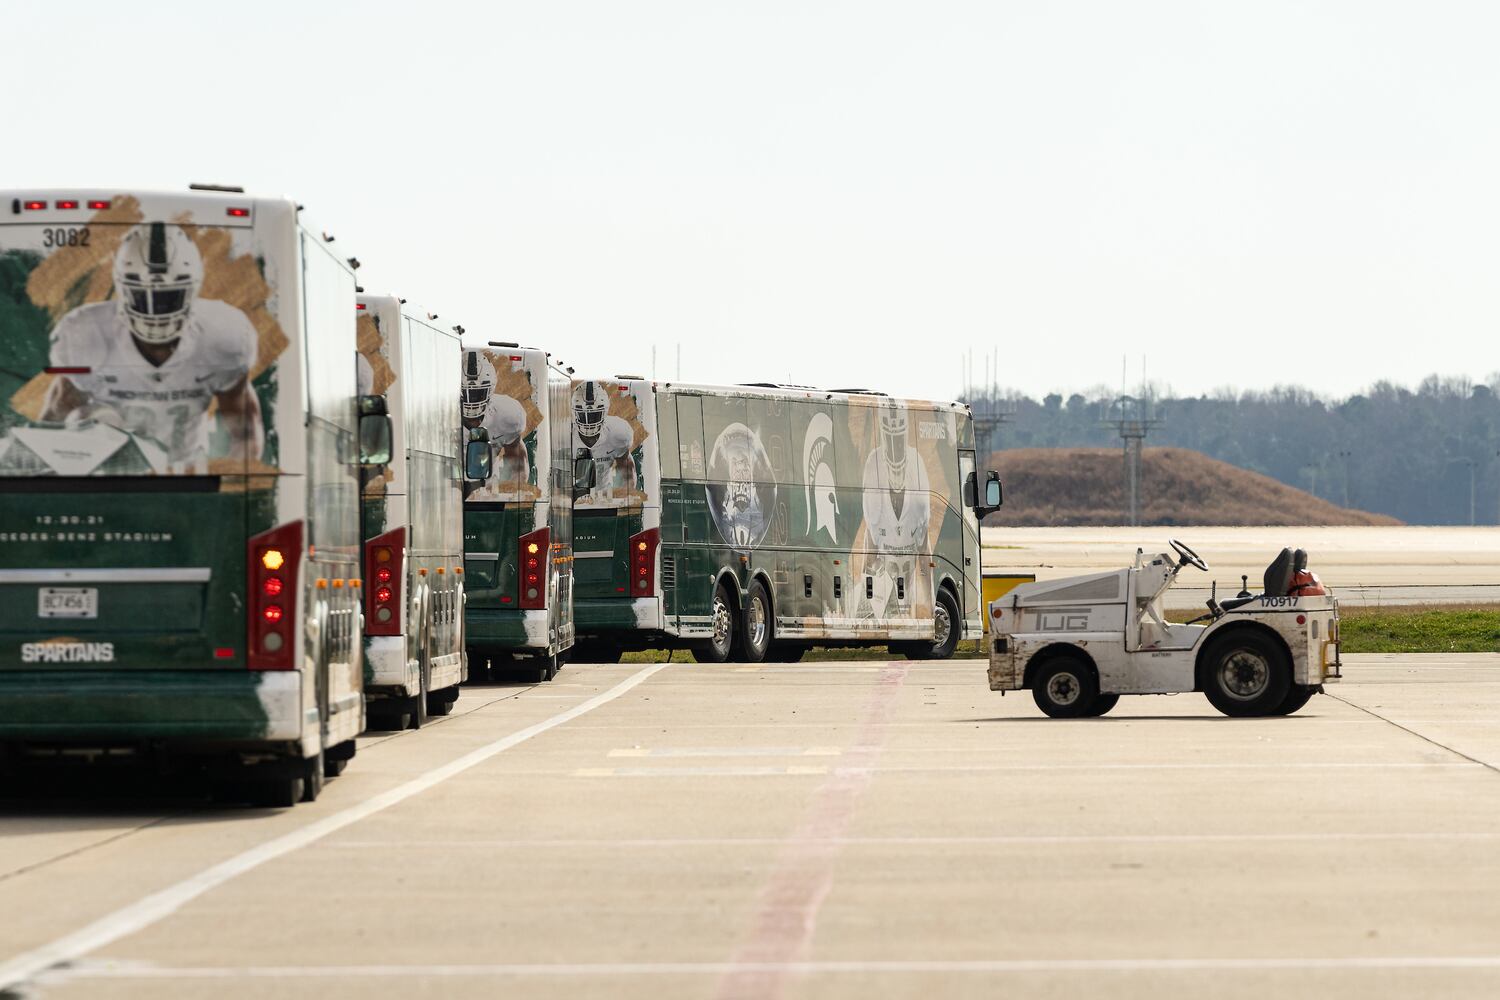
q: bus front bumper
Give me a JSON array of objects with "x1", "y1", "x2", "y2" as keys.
[{"x1": 0, "y1": 670, "x2": 305, "y2": 744}]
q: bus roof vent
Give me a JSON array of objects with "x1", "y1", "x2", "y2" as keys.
[
  {"x1": 830, "y1": 388, "x2": 888, "y2": 396},
  {"x1": 489, "y1": 341, "x2": 519, "y2": 348},
  {"x1": 189, "y1": 183, "x2": 245, "y2": 193},
  {"x1": 616, "y1": 374, "x2": 646, "y2": 380},
  {"x1": 739, "y1": 382, "x2": 818, "y2": 390}
]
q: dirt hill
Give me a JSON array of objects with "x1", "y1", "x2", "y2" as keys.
[{"x1": 985, "y1": 447, "x2": 1402, "y2": 527}]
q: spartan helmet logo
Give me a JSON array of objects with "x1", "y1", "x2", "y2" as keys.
[
  {"x1": 112, "y1": 222, "x2": 203, "y2": 344},
  {"x1": 878, "y1": 401, "x2": 909, "y2": 493},
  {"x1": 461, "y1": 350, "x2": 496, "y2": 419},
  {"x1": 573, "y1": 381, "x2": 606, "y2": 448},
  {"x1": 802, "y1": 412, "x2": 838, "y2": 542}
]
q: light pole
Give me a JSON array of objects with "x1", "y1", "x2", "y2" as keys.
[{"x1": 1447, "y1": 457, "x2": 1476, "y2": 526}]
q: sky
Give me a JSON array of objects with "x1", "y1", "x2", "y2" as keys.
[{"x1": 10, "y1": 0, "x2": 1499, "y2": 401}]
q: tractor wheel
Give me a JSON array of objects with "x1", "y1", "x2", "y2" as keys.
[
  {"x1": 1201, "y1": 630, "x2": 1292, "y2": 718},
  {"x1": 1031, "y1": 655, "x2": 1099, "y2": 719}
]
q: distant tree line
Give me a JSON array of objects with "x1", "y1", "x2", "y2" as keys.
[{"x1": 964, "y1": 375, "x2": 1500, "y2": 526}]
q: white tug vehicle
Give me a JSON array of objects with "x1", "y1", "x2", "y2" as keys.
[{"x1": 988, "y1": 541, "x2": 1342, "y2": 718}]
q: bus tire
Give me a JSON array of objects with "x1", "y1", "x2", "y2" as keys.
[
  {"x1": 427, "y1": 687, "x2": 458, "y2": 716},
  {"x1": 1201, "y1": 630, "x2": 1291, "y2": 718},
  {"x1": 737, "y1": 580, "x2": 773, "y2": 663},
  {"x1": 301, "y1": 753, "x2": 325, "y2": 803},
  {"x1": 1032, "y1": 655, "x2": 1099, "y2": 719},
  {"x1": 574, "y1": 640, "x2": 622, "y2": 664},
  {"x1": 899, "y1": 590, "x2": 961, "y2": 661},
  {"x1": 247, "y1": 772, "x2": 303, "y2": 809},
  {"x1": 692, "y1": 584, "x2": 737, "y2": 663},
  {"x1": 465, "y1": 648, "x2": 489, "y2": 684}
]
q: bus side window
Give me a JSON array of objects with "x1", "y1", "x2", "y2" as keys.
[{"x1": 657, "y1": 393, "x2": 680, "y2": 480}]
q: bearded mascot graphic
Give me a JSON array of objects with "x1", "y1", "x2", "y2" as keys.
[{"x1": 706, "y1": 422, "x2": 776, "y2": 550}]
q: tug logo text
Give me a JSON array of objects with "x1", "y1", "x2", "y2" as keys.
[{"x1": 21, "y1": 642, "x2": 115, "y2": 663}]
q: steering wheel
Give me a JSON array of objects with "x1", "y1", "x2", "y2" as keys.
[{"x1": 1169, "y1": 538, "x2": 1209, "y2": 572}]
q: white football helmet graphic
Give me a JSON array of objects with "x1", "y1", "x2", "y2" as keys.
[
  {"x1": 573, "y1": 380, "x2": 606, "y2": 448},
  {"x1": 490, "y1": 394, "x2": 526, "y2": 446},
  {"x1": 878, "y1": 400, "x2": 909, "y2": 493},
  {"x1": 461, "y1": 350, "x2": 496, "y2": 419},
  {"x1": 112, "y1": 222, "x2": 203, "y2": 344},
  {"x1": 802, "y1": 411, "x2": 838, "y2": 542}
]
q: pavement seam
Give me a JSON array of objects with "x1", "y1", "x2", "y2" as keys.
[
  {"x1": 0, "y1": 812, "x2": 192, "y2": 886},
  {"x1": 0, "y1": 663, "x2": 669, "y2": 995},
  {"x1": 1326, "y1": 692, "x2": 1500, "y2": 776}
]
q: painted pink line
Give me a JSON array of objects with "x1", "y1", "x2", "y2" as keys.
[{"x1": 715, "y1": 661, "x2": 910, "y2": 1000}]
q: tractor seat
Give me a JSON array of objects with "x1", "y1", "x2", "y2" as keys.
[{"x1": 1216, "y1": 547, "x2": 1297, "y2": 613}]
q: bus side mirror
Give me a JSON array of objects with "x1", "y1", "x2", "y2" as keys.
[
  {"x1": 574, "y1": 456, "x2": 596, "y2": 491},
  {"x1": 357, "y1": 395, "x2": 392, "y2": 466},
  {"x1": 975, "y1": 471, "x2": 1003, "y2": 516},
  {"x1": 465, "y1": 439, "x2": 493, "y2": 482}
]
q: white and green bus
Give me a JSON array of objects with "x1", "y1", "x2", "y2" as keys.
[
  {"x1": 356, "y1": 295, "x2": 465, "y2": 729},
  {"x1": 0, "y1": 187, "x2": 373, "y2": 806},
  {"x1": 570, "y1": 379, "x2": 1002, "y2": 662},
  {"x1": 460, "y1": 343, "x2": 576, "y2": 682}
]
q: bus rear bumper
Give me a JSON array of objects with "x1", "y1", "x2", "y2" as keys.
[
  {"x1": 465, "y1": 608, "x2": 550, "y2": 650},
  {"x1": 575, "y1": 597, "x2": 662, "y2": 634},
  {"x1": 364, "y1": 635, "x2": 417, "y2": 696},
  {"x1": 0, "y1": 670, "x2": 304, "y2": 744}
]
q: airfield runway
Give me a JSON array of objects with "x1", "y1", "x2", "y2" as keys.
[
  {"x1": 4, "y1": 654, "x2": 1500, "y2": 1000},
  {"x1": 988, "y1": 525, "x2": 1500, "y2": 606}
]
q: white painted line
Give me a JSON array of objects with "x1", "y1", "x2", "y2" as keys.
[
  {"x1": 608, "y1": 746, "x2": 843, "y2": 758},
  {"x1": 0, "y1": 662, "x2": 670, "y2": 994},
  {"x1": 43, "y1": 956, "x2": 1500, "y2": 981},
  {"x1": 574, "y1": 766, "x2": 829, "y2": 777}
]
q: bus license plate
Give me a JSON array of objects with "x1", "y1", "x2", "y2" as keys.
[{"x1": 38, "y1": 587, "x2": 98, "y2": 619}]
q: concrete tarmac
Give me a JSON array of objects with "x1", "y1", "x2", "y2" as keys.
[
  {"x1": 987, "y1": 525, "x2": 1500, "y2": 606},
  {"x1": 3, "y1": 654, "x2": 1500, "y2": 1000}
]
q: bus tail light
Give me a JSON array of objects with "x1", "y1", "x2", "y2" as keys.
[
  {"x1": 365, "y1": 527, "x2": 406, "y2": 636},
  {"x1": 248, "y1": 520, "x2": 303, "y2": 670},
  {"x1": 519, "y1": 526, "x2": 549, "y2": 610},
  {"x1": 628, "y1": 527, "x2": 659, "y2": 596}
]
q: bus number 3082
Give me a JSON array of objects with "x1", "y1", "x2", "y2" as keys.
[{"x1": 42, "y1": 227, "x2": 90, "y2": 248}]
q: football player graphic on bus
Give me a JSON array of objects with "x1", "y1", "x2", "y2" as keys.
[
  {"x1": 858, "y1": 399, "x2": 929, "y2": 621},
  {"x1": 572, "y1": 380, "x2": 637, "y2": 499},
  {"x1": 461, "y1": 350, "x2": 528, "y2": 492},
  {"x1": 38, "y1": 222, "x2": 263, "y2": 473}
]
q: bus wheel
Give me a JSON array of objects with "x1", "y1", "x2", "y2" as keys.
[
  {"x1": 737, "y1": 580, "x2": 773, "y2": 663},
  {"x1": 1201, "y1": 630, "x2": 1291, "y2": 718},
  {"x1": 427, "y1": 687, "x2": 459, "y2": 716},
  {"x1": 574, "y1": 640, "x2": 622, "y2": 664},
  {"x1": 900, "y1": 589, "x2": 960, "y2": 660},
  {"x1": 692, "y1": 584, "x2": 736, "y2": 663},
  {"x1": 301, "y1": 753, "x2": 325, "y2": 803},
  {"x1": 1032, "y1": 656, "x2": 1099, "y2": 719},
  {"x1": 246, "y1": 771, "x2": 303, "y2": 809},
  {"x1": 466, "y1": 648, "x2": 489, "y2": 684}
]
